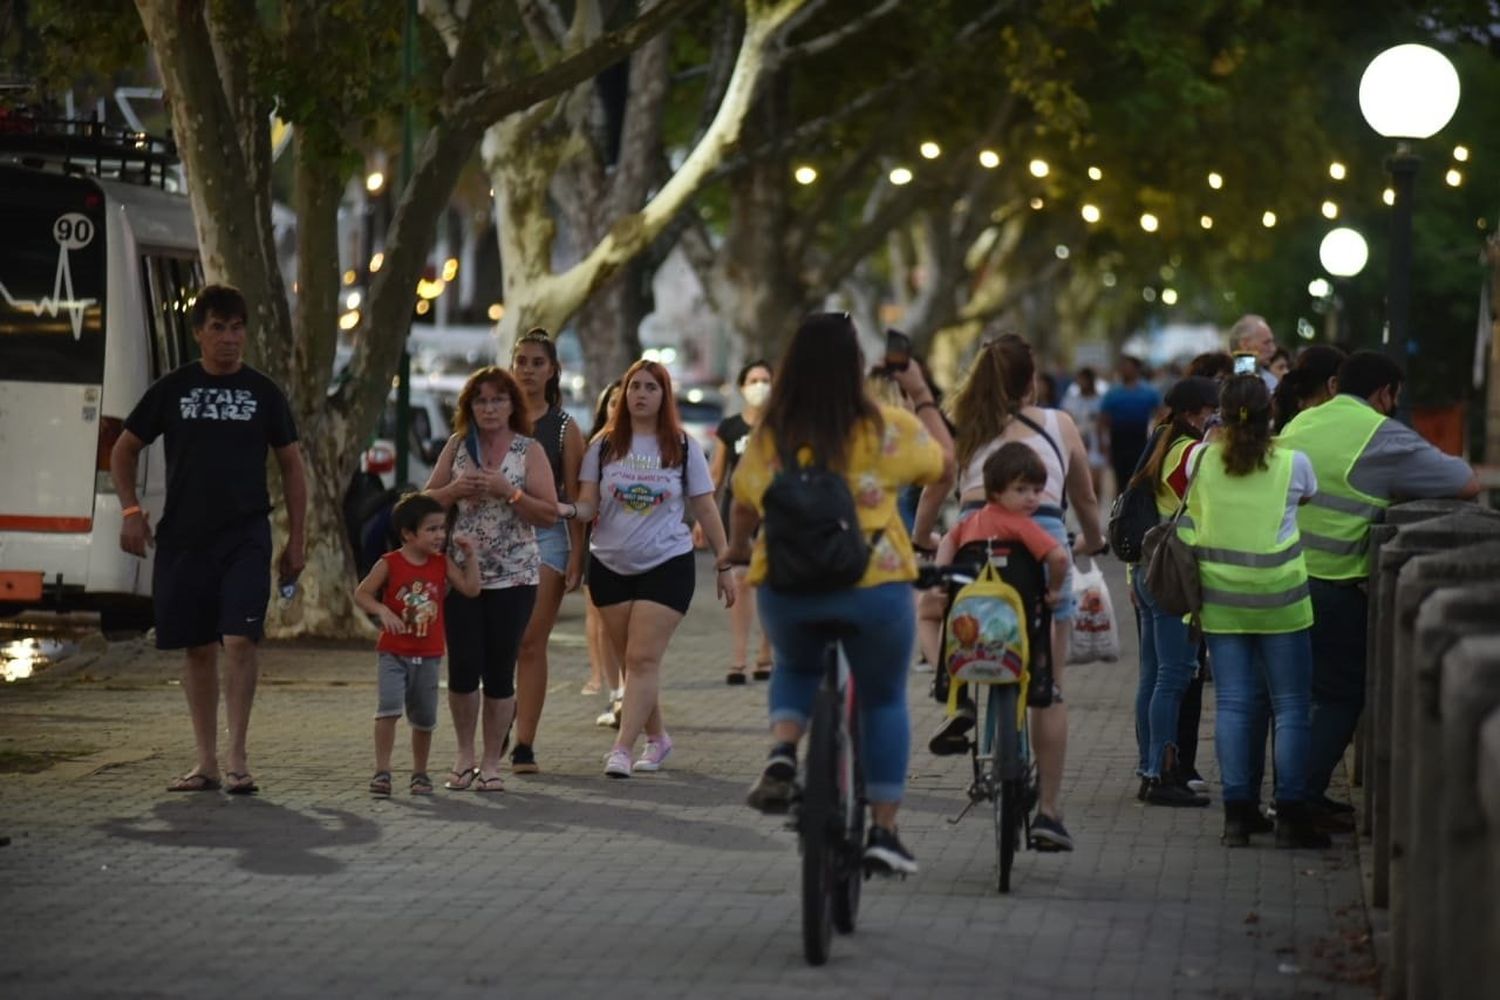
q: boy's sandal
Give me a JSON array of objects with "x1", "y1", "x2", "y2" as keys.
[
  {"x1": 726, "y1": 665, "x2": 749, "y2": 686},
  {"x1": 369, "y1": 771, "x2": 392, "y2": 796},
  {"x1": 474, "y1": 774, "x2": 505, "y2": 793},
  {"x1": 167, "y1": 772, "x2": 222, "y2": 793},
  {"x1": 752, "y1": 660, "x2": 773, "y2": 681},
  {"x1": 443, "y1": 766, "x2": 479, "y2": 791},
  {"x1": 409, "y1": 772, "x2": 434, "y2": 795}
]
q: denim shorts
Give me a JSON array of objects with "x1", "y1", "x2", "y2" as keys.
[
  {"x1": 956, "y1": 502, "x2": 1076, "y2": 622},
  {"x1": 535, "y1": 521, "x2": 571, "y2": 574},
  {"x1": 376, "y1": 652, "x2": 441, "y2": 730},
  {"x1": 1032, "y1": 512, "x2": 1076, "y2": 622}
]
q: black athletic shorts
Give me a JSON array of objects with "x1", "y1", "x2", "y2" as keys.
[
  {"x1": 587, "y1": 551, "x2": 696, "y2": 615},
  {"x1": 151, "y1": 519, "x2": 272, "y2": 650}
]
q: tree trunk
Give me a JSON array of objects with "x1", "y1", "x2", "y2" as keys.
[{"x1": 486, "y1": 0, "x2": 806, "y2": 379}]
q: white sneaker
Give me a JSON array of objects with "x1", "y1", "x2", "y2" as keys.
[
  {"x1": 635, "y1": 734, "x2": 673, "y2": 772},
  {"x1": 603, "y1": 747, "x2": 632, "y2": 779}
]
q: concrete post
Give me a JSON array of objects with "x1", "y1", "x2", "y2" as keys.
[
  {"x1": 1361, "y1": 500, "x2": 1486, "y2": 824},
  {"x1": 1438, "y1": 635, "x2": 1500, "y2": 999},
  {"x1": 1369, "y1": 513, "x2": 1500, "y2": 909},
  {"x1": 1395, "y1": 563, "x2": 1500, "y2": 1000}
]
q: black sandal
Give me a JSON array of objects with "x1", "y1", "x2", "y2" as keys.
[
  {"x1": 409, "y1": 772, "x2": 433, "y2": 795},
  {"x1": 369, "y1": 771, "x2": 392, "y2": 796},
  {"x1": 726, "y1": 666, "x2": 749, "y2": 686},
  {"x1": 752, "y1": 660, "x2": 773, "y2": 681}
]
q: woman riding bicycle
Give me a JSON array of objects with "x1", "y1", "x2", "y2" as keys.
[{"x1": 726, "y1": 312, "x2": 954, "y2": 875}]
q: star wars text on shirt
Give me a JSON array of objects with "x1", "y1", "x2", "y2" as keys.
[{"x1": 178, "y1": 387, "x2": 260, "y2": 421}]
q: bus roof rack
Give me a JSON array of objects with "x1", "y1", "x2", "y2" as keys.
[{"x1": 0, "y1": 113, "x2": 179, "y2": 190}]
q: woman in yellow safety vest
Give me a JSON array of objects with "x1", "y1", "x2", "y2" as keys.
[
  {"x1": 1130, "y1": 376, "x2": 1218, "y2": 808},
  {"x1": 1178, "y1": 375, "x2": 1331, "y2": 849}
]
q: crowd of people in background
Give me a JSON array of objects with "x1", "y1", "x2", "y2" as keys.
[{"x1": 120, "y1": 285, "x2": 1486, "y2": 873}]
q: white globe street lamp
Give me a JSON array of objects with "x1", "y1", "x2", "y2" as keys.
[
  {"x1": 1358, "y1": 44, "x2": 1460, "y2": 140},
  {"x1": 1358, "y1": 43, "x2": 1460, "y2": 420},
  {"x1": 1319, "y1": 227, "x2": 1369, "y2": 277}
]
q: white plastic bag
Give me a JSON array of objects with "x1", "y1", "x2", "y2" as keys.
[{"x1": 1068, "y1": 558, "x2": 1120, "y2": 664}]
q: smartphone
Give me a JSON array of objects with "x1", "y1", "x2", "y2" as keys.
[
  {"x1": 884, "y1": 329, "x2": 912, "y2": 372},
  {"x1": 1232, "y1": 352, "x2": 1258, "y2": 376}
]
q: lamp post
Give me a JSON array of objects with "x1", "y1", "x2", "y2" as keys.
[
  {"x1": 1358, "y1": 43, "x2": 1461, "y2": 422},
  {"x1": 1318, "y1": 227, "x2": 1369, "y2": 344}
]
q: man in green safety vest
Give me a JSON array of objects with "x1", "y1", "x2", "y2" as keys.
[{"x1": 1278, "y1": 351, "x2": 1479, "y2": 824}]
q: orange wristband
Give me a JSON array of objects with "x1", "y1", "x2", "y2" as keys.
[
  {"x1": 508, "y1": 488, "x2": 525, "y2": 505},
  {"x1": 121, "y1": 505, "x2": 143, "y2": 519}
]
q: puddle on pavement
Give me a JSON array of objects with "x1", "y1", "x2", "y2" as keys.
[{"x1": 1, "y1": 618, "x2": 93, "y2": 682}]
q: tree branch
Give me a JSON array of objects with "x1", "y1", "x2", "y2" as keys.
[
  {"x1": 450, "y1": 0, "x2": 706, "y2": 132},
  {"x1": 957, "y1": 257, "x2": 1070, "y2": 327},
  {"x1": 779, "y1": 0, "x2": 903, "y2": 61},
  {"x1": 805, "y1": 176, "x2": 930, "y2": 292}
]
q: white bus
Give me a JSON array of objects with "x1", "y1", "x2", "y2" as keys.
[{"x1": 0, "y1": 121, "x2": 201, "y2": 629}]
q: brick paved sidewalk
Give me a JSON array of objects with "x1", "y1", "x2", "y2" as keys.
[{"x1": 0, "y1": 555, "x2": 1375, "y2": 999}]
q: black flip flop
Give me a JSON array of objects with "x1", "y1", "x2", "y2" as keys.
[
  {"x1": 444, "y1": 766, "x2": 479, "y2": 790},
  {"x1": 726, "y1": 667, "x2": 748, "y2": 686},
  {"x1": 224, "y1": 772, "x2": 259, "y2": 796},
  {"x1": 752, "y1": 661, "x2": 773, "y2": 681}
]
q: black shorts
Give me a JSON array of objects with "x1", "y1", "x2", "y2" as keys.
[
  {"x1": 588, "y1": 551, "x2": 696, "y2": 615},
  {"x1": 444, "y1": 585, "x2": 537, "y2": 699},
  {"x1": 151, "y1": 520, "x2": 272, "y2": 650}
]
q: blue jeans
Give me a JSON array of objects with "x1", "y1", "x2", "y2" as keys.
[
  {"x1": 1305, "y1": 578, "x2": 1368, "y2": 797},
  {"x1": 1207, "y1": 629, "x2": 1314, "y2": 803},
  {"x1": 759, "y1": 582, "x2": 915, "y2": 803},
  {"x1": 1132, "y1": 572, "x2": 1199, "y2": 778}
]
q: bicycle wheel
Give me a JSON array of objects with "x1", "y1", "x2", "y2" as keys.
[
  {"x1": 801, "y1": 684, "x2": 839, "y2": 965},
  {"x1": 991, "y1": 684, "x2": 1021, "y2": 894},
  {"x1": 833, "y1": 701, "x2": 863, "y2": 935}
]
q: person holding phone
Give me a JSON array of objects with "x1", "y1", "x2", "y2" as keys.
[{"x1": 1229, "y1": 314, "x2": 1280, "y2": 390}]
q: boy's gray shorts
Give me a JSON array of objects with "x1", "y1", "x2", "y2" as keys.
[{"x1": 376, "y1": 653, "x2": 442, "y2": 731}]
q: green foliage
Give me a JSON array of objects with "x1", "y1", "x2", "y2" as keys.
[{"x1": 2, "y1": 0, "x2": 146, "y2": 109}]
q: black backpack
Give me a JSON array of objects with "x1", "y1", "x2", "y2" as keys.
[
  {"x1": 1107, "y1": 425, "x2": 1166, "y2": 563},
  {"x1": 762, "y1": 445, "x2": 875, "y2": 592}
]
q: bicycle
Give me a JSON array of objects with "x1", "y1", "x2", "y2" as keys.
[
  {"x1": 796, "y1": 620, "x2": 867, "y2": 966},
  {"x1": 924, "y1": 544, "x2": 1051, "y2": 894}
]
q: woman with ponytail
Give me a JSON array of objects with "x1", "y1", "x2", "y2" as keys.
[
  {"x1": 916, "y1": 332, "x2": 1105, "y2": 853},
  {"x1": 509, "y1": 328, "x2": 587, "y2": 774},
  {"x1": 1130, "y1": 376, "x2": 1218, "y2": 808},
  {"x1": 1179, "y1": 376, "x2": 1328, "y2": 849}
]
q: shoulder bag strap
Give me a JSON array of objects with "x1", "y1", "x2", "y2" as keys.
[{"x1": 1012, "y1": 411, "x2": 1069, "y2": 512}]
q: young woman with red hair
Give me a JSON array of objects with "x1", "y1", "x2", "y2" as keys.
[{"x1": 562, "y1": 360, "x2": 737, "y2": 778}]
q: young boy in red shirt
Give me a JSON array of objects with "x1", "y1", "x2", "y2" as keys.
[
  {"x1": 353, "y1": 493, "x2": 479, "y2": 795},
  {"x1": 920, "y1": 442, "x2": 1069, "y2": 754}
]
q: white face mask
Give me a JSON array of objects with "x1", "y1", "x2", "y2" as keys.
[{"x1": 742, "y1": 382, "x2": 771, "y2": 407}]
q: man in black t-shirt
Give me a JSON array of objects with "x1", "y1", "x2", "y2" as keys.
[{"x1": 110, "y1": 285, "x2": 307, "y2": 796}]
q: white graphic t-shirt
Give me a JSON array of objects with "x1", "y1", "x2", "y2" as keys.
[{"x1": 581, "y1": 433, "x2": 713, "y2": 575}]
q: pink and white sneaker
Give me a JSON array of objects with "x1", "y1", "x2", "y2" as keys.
[
  {"x1": 635, "y1": 734, "x2": 673, "y2": 773},
  {"x1": 603, "y1": 747, "x2": 633, "y2": 779}
]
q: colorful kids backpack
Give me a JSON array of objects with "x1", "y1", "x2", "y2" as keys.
[{"x1": 943, "y1": 560, "x2": 1029, "y2": 685}]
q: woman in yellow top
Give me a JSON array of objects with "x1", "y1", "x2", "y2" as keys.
[{"x1": 726, "y1": 312, "x2": 954, "y2": 876}]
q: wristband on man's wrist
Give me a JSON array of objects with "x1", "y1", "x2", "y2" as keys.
[{"x1": 121, "y1": 505, "x2": 143, "y2": 519}]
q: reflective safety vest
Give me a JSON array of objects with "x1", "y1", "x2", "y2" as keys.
[
  {"x1": 1153, "y1": 435, "x2": 1197, "y2": 517},
  {"x1": 1277, "y1": 395, "x2": 1389, "y2": 581},
  {"x1": 1179, "y1": 444, "x2": 1312, "y2": 634}
]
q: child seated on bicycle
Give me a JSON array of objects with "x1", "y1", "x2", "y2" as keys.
[{"x1": 919, "y1": 442, "x2": 1068, "y2": 755}]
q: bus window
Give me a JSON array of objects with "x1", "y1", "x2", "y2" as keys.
[
  {"x1": 0, "y1": 170, "x2": 107, "y2": 384},
  {"x1": 141, "y1": 253, "x2": 203, "y2": 375}
]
